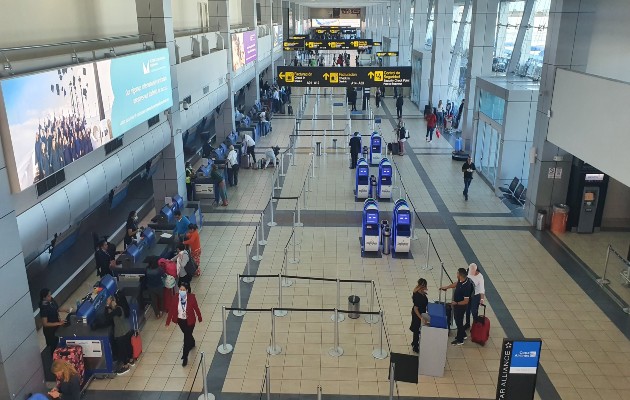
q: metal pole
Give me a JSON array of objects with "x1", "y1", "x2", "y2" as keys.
[
  {"x1": 267, "y1": 309, "x2": 282, "y2": 354},
  {"x1": 274, "y1": 169, "x2": 282, "y2": 190},
  {"x1": 271, "y1": 186, "x2": 277, "y2": 204},
  {"x1": 422, "y1": 233, "x2": 433, "y2": 270},
  {"x1": 259, "y1": 212, "x2": 267, "y2": 246},
  {"x1": 372, "y1": 311, "x2": 388, "y2": 359},
  {"x1": 317, "y1": 385, "x2": 322, "y2": 400},
  {"x1": 233, "y1": 275, "x2": 246, "y2": 316},
  {"x1": 291, "y1": 145, "x2": 296, "y2": 166},
  {"x1": 252, "y1": 226, "x2": 263, "y2": 261},
  {"x1": 217, "y1": 306, "x2": 233, "y2": 354},
  {"x1": 268, "y1": 199, "x2": 277, "y2": 227},
  {"x1": 279, "y1": 153, "x2": 286, "y2": 177},
  {"x1": 323, "y1": 129, "x2": 327, "y2": 157},
  {"x1": 265, "y1": 365, "x2": 271, "y2": 400},
  {"x1": 197, "y1": 352, "x2": 215, "y2": 400},
  {"x1": 242, "y1": 244, "x2": 255, "y2": 283},
  {"x1": 597, "y1": 245, "x2": 612, "y2": 285},
  {"x1": 311, "y1": 154, "x2": 316, "y2": 177},
  {"x1": 389, "y1": 363, "x2": 395, "y2": 400},
  {"x1": 365, "y1": 280, "x2": 378, "y2": 324},
  {"x1": 328, "y1": 309, "x2": 344, "y2": 357},
  {"x1": 289, "y1": 224, "x2": 300, "y2": 264},
  {"x1": 330, "y1": 278, "x2": 345, "y2": 322},
  {"x1": 296, "y1": 204, "x2": 303, "y2": 227},
  {"x1": 275, "y1": 274, "x2": 288, "y2": 317},
  {"x1": 303, "y1": 185, "x2": 308, "y2": 209},
  {"x1": 439, "y1": 262, "x2": 445, "y2": 303}
]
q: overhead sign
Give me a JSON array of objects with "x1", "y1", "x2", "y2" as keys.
[
  {"x1": 496, "y1": 339, "x2": 542, "y2": 400},
  {"x1": 342, "y1": 28, "x2": 357, "y2": 34},
  {"x1": 276, "y1": 66, "x2": 412, "y2": 87},
  {"x1": 283, "y1": 39, "x2": 305, "y2": 51},
  {"x1": 377, "y1": 52, "x2": 399, "y2": 57},
  {"x1": 372, "y1": 41, "x2": 382, "y2": 47},
  {"x1": 341, "y1": 8, "x2": 361, "y2": 15},
  {"x1": 305, "y1": 39, "x2": 373, "y2": 50},
  {"x1": 289, "y1": 35, "x2": 308, "y2": 39}
]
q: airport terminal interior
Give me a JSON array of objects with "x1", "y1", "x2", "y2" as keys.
[{"x1": 0, "y1": 0, "x2": 629, "y2": 399}]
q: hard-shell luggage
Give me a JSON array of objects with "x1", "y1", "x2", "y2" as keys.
[
  {"x1": 53, "y1": 345, "x2": 86, "y2": 386},
  {"x1": 455, "y1": 137, "x2": 463, "y2": 152},
  {"x1": 288, "y1": 105, "x2": 294, "y2": 115},
  {"x1": 130, "y1": 309, "x2": 142, "y2": 359},
  {"x1": 470, "y1": 304, "x2": 490, "y2": 346},
  {"x1": 390, "y1": 142, "x2": 399, "y2": 155}
]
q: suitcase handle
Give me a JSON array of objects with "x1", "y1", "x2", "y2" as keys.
[{"x1": 480, "y1": 303, "x2": 486, "y2": 318}]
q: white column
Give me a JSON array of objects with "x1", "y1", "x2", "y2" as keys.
[
  {"x1": 428, "y1": 0, "x2": 454, "y2": 105},
  {"x1": 398, "y1": 0, "x2": 412, "y2": 66}
]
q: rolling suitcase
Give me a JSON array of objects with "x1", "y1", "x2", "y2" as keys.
[
  {"x1": 53, "y1": 345, "x2": 86, "y2": 386},
  {"x1": 470, "y1": 304, "x2": 490, "y2": 346},
  {"x1": 130, "y1": 309, "x2": 142, "y2": 359},
  {"x1": 288, "y1": 105, "x2": 293, "y2": 115},
  {"x1": 454, "y1": 137, "x2": 463, "y2": 152}
]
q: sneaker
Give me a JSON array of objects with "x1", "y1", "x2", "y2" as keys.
[
  {"x1": 464, "y1": 336, "x2": 468, "y2": 340},
  {"x1": 117, "y1": 366, "x2": 130, "y2": 375},
  {"x1": 428, "y1": 140, "x2": 432, "y2": 143},
  {"x1": 463, "y1": 324, "x2": 470, "y2": 330},
  {"x1": 412, "y1": 347, "x2": 419, "y2": 353},
  {"x1": 451, "y1": 340, "x2": 464, "y2": 346}
]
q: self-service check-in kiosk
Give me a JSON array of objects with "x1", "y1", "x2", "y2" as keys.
[
  {"x1": 377, "y1": 158, "x2": 393, "y2": 199},
  {"x1": 392, "y1": 199, "x2": 411, "y2": 253},
  {"x1": 369, "y1": 132, "x2": 382, "y2": 165},
  {"x1": 355, "y1": 158, "x2": 370, "y2": 200},
  {"x1": 362, "y1": 199, "x2": 380, "y2": 253}
]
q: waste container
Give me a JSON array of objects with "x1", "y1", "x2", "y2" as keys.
[
  {"x1": 332, "y1": 138, "x2": 337, "y2": 149},
  {"x1": 369, "y1": 175, "x2": 377, "y2": 198},
  {"x1": 362, "y1": 145, "x2": 369, "y2": 159},
  {"x1": 316, "y1": 142, "x2": 322, "y2": 156},
  {"x1": 382, "y1": 225, "x2": 391, "y2": 255},
  {"x1": 536, "y1": 210, "x2": 547, "y2": 231},
  {"x1": 550, "y1": 204, "x2": 570, "y2": 234},
  {"x1": 348, "y1": 295, "x2": 360, "y2": 319}
]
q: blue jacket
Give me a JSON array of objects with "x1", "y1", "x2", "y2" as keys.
[{"x1": 173, "y1": 216, "x2": 191, "y2": 236}]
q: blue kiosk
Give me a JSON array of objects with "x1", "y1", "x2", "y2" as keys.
[
  {"x1": 377, "y1": 158, "x2": 393, "y2": 199},
  {"x1": 362, "y1": 199, "x2": 381, "y2": 253},
  {"x1": 369, "y1": 132, "x2": 383, "y2": 165},
  {"x1": 391, "y1": 199, "x2": 412, "y2": 253},
  {"x1": 355, "y1": 158, "x2": 370, "y2": 200}
]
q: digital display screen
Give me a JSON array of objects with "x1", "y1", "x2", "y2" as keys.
[
  {"x1": 232, "y1": 30, "x2": 257, "y2": 71},
  {"x1": 382, "y1": 166, "x2": 391, "y2": 176},
  {"x1": 358, "y1": 166, "x2": 369, "y2": 175},
  {"x1": 585, "y1": 173, "x2": 604, "y2": 181},
  {"x1": 366, "y1": 212, "x2": 378, "y2": 224},
  {"x1": 372, "y1": 137, "x2": 381, "y2": 145},
  {"x1": 397, "y1": 212, "x2": 410, "y2": 224}
]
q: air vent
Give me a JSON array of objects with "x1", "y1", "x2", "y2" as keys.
[
  {"x1": 203, "y1": 86, "x2": 209, "y2": 95},
  {"x1": 148, "y1": 114, "x2": 160, "y2": 127},
  {"x1": 104, "y1": 137, "x2": 123, "y2": 155},
  {"x1": 36, "y1": 169, "x2": 66, "y2": 197}
]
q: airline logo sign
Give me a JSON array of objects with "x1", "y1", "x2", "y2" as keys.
[
  {"x1": 276, "y1": 66, "x2": 412, "y2": 87},
  {"x1": 376, "y1": 51, "x2": 399, "y2": 57},
  {"x1": 496, "y1": 339, "x2": 542, "y2": 400}
]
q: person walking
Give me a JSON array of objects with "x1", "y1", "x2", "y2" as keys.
[
  {"x1": 465, "y1": 263, "x2": 485, "y2": 330},
  {"x1": 48, "y1": 360, "x2": 81, "y2": 400},
  {"x1": 425, "y1": 108, "x2": 437, "y2": 142},
  {"x1": 226, "y1": 145, "x2": 239, "y2": 186},
  {"x1": 349, "y1": 132, "x2": 362, "y2": 169},
  {"x1": 172, "y1": 243, "x2": 192, "y2": 286},
  {"x1": 440, "y1": 268, "x2": 473, "y2": 346},
  {"x1": 375, "y1": 89, "x2": 381, "y2": 108},
  {"x1": 409, "y1": 278, "x2": 430, "y2": 353},
  {"x1": 396, "y1": 95, "x2": 404, "y2": 118},
  {"x1": 461, "y1": 156, "x2": 476, "y2": 201},
  {"x1": 183, "y1": 223, "x2": 201, "y2": 274},
  {"x1": 166, "y1": 282, "x2": 202, "y2": 367},
  {"x1": 145, "y1": 258, "x2": 165, "y2": 319},
  {"x1": 210, "y1": 164, "x2": 228, "y2": 206},
  {"x1": 241, "y1": 133, "x2": 256, "y2": 166}
]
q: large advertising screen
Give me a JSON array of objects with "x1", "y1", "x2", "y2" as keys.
[
  {"x1": 312, "y1": 19, "x2": 361, "y2": 28},
  {"x1": 273, "y1": 25, "x2": 283, "y2": 48},
  {"x1": 0, "y1": 48, "x2": 172, "y2": 191},
  {"x1": 231, "y1": 30, "x2": 257, "y2": 71}
]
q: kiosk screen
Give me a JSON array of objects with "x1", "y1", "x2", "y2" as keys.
[
  {"x1": 397, "y1": 213, "x2": 410, "y2": 224},
  {"x1": 366, "y1": 213, "x2": 378, "y2": 224}
]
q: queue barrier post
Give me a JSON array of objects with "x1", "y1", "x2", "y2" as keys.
[
  {"x1": 217, "y1": 306, "x2": 233, "y2": 354},
  {"x1": 422, "y1": 233, "x2": 433, "y2": 271},
  {"x1": 372, "y1": 311, "x2": 388, "y2": 359},
  {"x1": 364, "y1": 280, "x2": 379, "y2": 324},
  {"x1": 252, "y1": 226, "x2": 263, "y2": 262},
  {"x1": 328, "y1": 308, "x2": 344, "y2": 357},
  {"x1": 197, "y1": 352, "x2": 215, "y2": 400},
  {"x1": 232, "y1": 274, "x2": 246, "y2": 317},
  {"x1": 242, "y1": 244, "x2": 255, "y2": 283},
  {"x1": 275, "y1": 274, "x2": 288, "y2": 317},
  {"x1": 267, "y1": 310, "x2": 282, "y2": 355},
  {"x1": 258, "y1": 212, "x2": 268, "y2": 246},
  {"x1": 268, "y1": 197, "x2": 277, "y2": 227},
  {"x1": 330, "y1": 278, "x2": 346, "y2": 322}
]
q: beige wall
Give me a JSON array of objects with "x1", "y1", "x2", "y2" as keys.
[
  {"x1": 586, "y1": 0, "x2": 630, "y2": 83},
  {"x1": 0, "y1": 0, "x2": 138, "y2": 48},
  {"x1": 172, "y1": 1, "x2": 203, "y2": 32}
]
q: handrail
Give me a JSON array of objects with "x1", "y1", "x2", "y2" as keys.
[{"x1": 0, "y1": 33, "x2": 154, "y2": 52}]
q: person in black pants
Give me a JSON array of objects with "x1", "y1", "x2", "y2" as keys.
[
  {"x1": 95, "y1": 240, "x2": 116, "y2": 277},
  {"x1": 440, "y1": 268, "x2": 472, "y2": 346},
  {"x1": 349, "y1": 132, "x2": 362, "y2": 169},
  {"x1": 462, "y1": 157, "x2": 476, "y2": 201},
  {"x1": 396, "y1": 95, "x2": 404, "y2": 118},
  {"x1": 39, "y1": 289, "x2": 70, "y2": 356},
  {"x1": 409, "y1": 278, "x2": 430, "y2": 353},
  {"x1": 166, "y1": 282, "x2": 202, "y2": 367}
]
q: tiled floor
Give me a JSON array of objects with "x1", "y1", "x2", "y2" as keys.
[{"x1": 44, "y1": 87, "x2": 630, "y2": 400}]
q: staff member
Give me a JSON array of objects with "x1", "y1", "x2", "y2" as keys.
[
  {"x1": 409, "y1": 278, "x2": 430, "y2": 353},
  {"x1": 461, "y1": 156, "x2": 476, "y2": 201},
  {"x1": 185, "y1": 162, "x2": 195, "y2": 201},
  {"x1": 124, "y1": 211, "x2": 139, "y2": 249},
  {"x1": 173, "y1": 210, "x2": 191, "y2": 241},
  {"x1": 241, "y1": 133, "x2": 256, "y2": 165},
  {"x1": 349, "y1": 132, "x2": 362, "y2": 169},
  {"x1": 440, "y1": 268, "x2": 472, "y2": 346},
  {"x1": 48, "y1": 360, "x2": 81, "y2": 400},
  {"x1": 166, "y1": 282, "x2": 202, "y2": 367},
  {"x1": 39, "y1": 288, "x2": 70, "y2": 356},
  {"x1": 95, "y1": 240, "x2": 116, "y2": 277}
]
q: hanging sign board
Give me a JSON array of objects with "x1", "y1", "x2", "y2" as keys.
[
  {"x1": 496, "y1": 339, "x2": 542, "y2": 400},
  {"x1": 376, "y1": 52, "x2": 399, "y2": 57},
  {"x1": 283, "y1": 39, "x2": 305, "y2": 50},
  {"x1": 277, "y1": 66, "x2": 412, "y2": 87},
  {"x1": 304, "y1": 39, "x2": 373, "y2": 50}
]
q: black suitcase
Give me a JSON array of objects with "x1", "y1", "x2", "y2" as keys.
[
  {"x1": 288, "y1": 105, "x2": 293, "y2": 115},
  {"x1": 390, "y1": 142, "x2": 399, "y2": 154}
]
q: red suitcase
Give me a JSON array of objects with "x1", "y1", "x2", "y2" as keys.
[
  {"x1": 130, "y1": 309, "x2": 142, "y2": 359},
  {"x1": 53, "y1": 345, "x2": 85, "y2": 386},
  {"x1": 470, "y1": 304, "x2": 490, "y2": 346}
]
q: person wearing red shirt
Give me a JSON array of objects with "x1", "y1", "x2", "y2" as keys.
[
  {"x1": 183, "y1": 224, "x2": 201, "y2": 274},
  {"x1": 425, "y1": 108, "x2": 437, "y2": 142},
  {"x1": 166, "y1": 282, "x2": 202, "y2": 366}
]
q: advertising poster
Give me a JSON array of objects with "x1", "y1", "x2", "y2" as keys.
[
  {"x1": 496, "y1": 339, "x2": 542, "y2": 400},
  {"x1": 273, "y1": 25, "x2": 283, "y2": 48},
  {"x1": 232, "y1": 30, "x2": 257, "y2": 71}
]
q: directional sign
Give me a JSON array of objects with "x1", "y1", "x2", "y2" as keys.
[
  {"x1": 283, "y1": 39, "x2": 305, "y2": 50},
  {"x1": 372, "y1": 41, "x2": 382, "y2": 47},
  {"x1": 304, "y1": 39, "x2": 373, "y2": 50},
  {"x1": 376, "y1": 51, "x2": 399, "y2": 57},
  {"x1": 276, "y1": 66, "x2": 412, "y2": 87},
  {"x1": 290, "y1": 34, "x2": 309, "y2": 39},
  {"x1": 342, "y1": 28, "x2": 357, "y2": 34}
]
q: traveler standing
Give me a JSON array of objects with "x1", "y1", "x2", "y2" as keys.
[
  {"x1": 124, "y1": 211, "x2": 139, "y2": 249},
  {"x1": 461, "y1": 157, "x2": 476, "y2": 201},
  {"x1": 185, "y1": 162, "x2": 195, "y2": 201},
  {"x1": 375, "y1": 89, "x2": 381, "y2": 108},
  {"x1": 425, "y1": 108, "x2": 437, "y2": 142},
  {"x1": 349, "y1": 132, "x2": 362, "y2": 169},
  {"x1": 226, "y1": 145, "x2": 239, "y2": 186},
  {"x1": 465, "y1": 263, "x2": 485, "y2": 330},
  {"x1": 172, "y1": 243, "x2": 192, "y2": 286},
  {"x1": 436, "y1": 100, "x2": 444, "y2": 127},
  {"x1": 397, "y1": 120, "x2": 407, "y2": 156},
  {"x1": 48, "y1": 360, "x2": 81, "y2": 400},
  {"x1": 241, "y1": 133, "x2": 256, "y2": 165},
  {"x1": 183, "y1": 224, "x2": 201, "y2": 271},
  {"x1": 105, "y1": 296, "x2": 132, "y2": 374},
  {"x1": 173, "y1": 210, "x2": 191, "y2": 242},
  {"x1": 455, "y1": 98, "x2": 465, "y2": 129},
  {"x1": 440, "y1": 268, "x2": 472, "y2": 346},
  {"x1": 210, "y1": 164, "x2": 228, "y2": 206},
  {"x1": 396, "y1": 95, "x2": 404, "y2": 118},
  {"x1": 409, "y1": 278, "x2": 430, "y2": 353},
  {"x1": 166, "y1": 282, "x2": 202, "y2": 367},
  {"x1": 40, "y1": 289, "x2": 70, "y2": 356},
  {"x1": 145, "y1": 258, "x2": 165, "y2": 318},
  {"x1": 349, "y1": 88, "x2": 358, "y2": 111}
]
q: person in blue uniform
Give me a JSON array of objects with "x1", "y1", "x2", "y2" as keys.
[
  {"x1": 440, "y1": 268, "x2": 473, "y2": 345},
  {"x1": 409, "y1": 278, "x2": 430, "y2": 353}
]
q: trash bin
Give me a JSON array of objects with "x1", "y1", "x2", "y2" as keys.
[
  {"x1": 348, "y1": 295, "x2": 360, "y2": 319},
  {"x1": 382, "y1": 225, "x2": 391, "y2": 255},
  {"x1": 316, "y1": 142, "x2": 322, "y2": 156},
  {"x1": 332, "y1": 138, "x2": 337, "y2": 149},
  {"x1": 362, "y1": 145, "x2": 369, "y2": 159},
  {"x1": 550, "y1": 204, "x2": 570, "y2": 234},
  {"x1": 536, "y1": 210, "x2": 547, "y2": 231},
  {"x1": 369, "y1": 175, "x2": 377, "y2": 198}
]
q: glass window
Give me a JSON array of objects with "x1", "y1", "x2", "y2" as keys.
[
  {"x1": 479, "y1": 90, "x2": 506, "y2": 124},
  {"x1": 493, "y1": 0, "x2": 525, "y2": 73},
  {"x1": 514, "y1": 0, "x2": 550, "y2": 81},
  {"x1": 425, "y1": 3, "x2": 434, "y2": 51}
]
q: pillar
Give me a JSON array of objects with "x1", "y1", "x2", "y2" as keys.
[
  {"x1": 398, "y1": 0, "x2": 412, "y2": 66},
  {"x1": 525, "y1": 0, "x2": 595, "y2": 223},
  {"x1": 428, "y1": 0, "x2": 454, "y2": 105},
  {"x1": 412, "y1": 0, "x2": 431, "y2": 107},
  {"x1": 461, "y1": 0, "x2": 499, "y2": 149}
]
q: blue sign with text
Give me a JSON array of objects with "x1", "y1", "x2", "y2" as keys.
[{"x1": 509, "y1": 341, "x2": 541, "y2": 374}]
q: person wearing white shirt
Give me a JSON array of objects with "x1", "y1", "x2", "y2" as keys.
[
  {"x1": 226, "y1": 145, "x2": 239, "y2": 186},
  {"x1": 172, "y1": 244, "x2": 191, "y2": 286},
  {"x1": 241, "y1": 133, "x2": 256, "y2": 164},
  {"x1": 264, "y1": 146, "x2": 280, "y2": 169},
  {"x1": 465, "y1": 263, "x2": 486, "y2": 330}
]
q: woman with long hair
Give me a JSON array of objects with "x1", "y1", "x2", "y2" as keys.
[
  {"x1": 409, "y1": 278, "x2": 430, "y2": 353},
  {"x1": 39, "y1": 288, "x2": 70, "y2": 356},
  {"x1": 48, "y1": 360, "x2": 81, "y2": 400}
]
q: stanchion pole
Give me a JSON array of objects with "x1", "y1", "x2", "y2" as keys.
[
  {"x1": 328, "y1": 309, "x2": 344, "y2": 357},
  {"x1": 268, "y1": 200, "x2": 277, "y2": 227},
  {"x1": 597, "y1": 245, "x2": 612, "y2": 285},
  {"x1": 365, "y1": 280, "x2": 379, "y2": 324},
  {"x1": 372, "y1": 311, "x2": 388, "y2": 359},
  {"x1": 233, "y1": 275, "x2": 246, "y2": 317},
  {"x1": 307, "y1": 168, "x2": 312, "y2": 192},
  {"x1": 274, "y1": 169, "x2": 282, "y2": 190},
  {"x1": 252, "y1": 226, "x2": 263, "y2": 261},
  {"x1": 217, "y1": 306, "x2": 233, "y2": 354},
  {"x1": 282, "y1": 247, "x2": 294, "y2": 285},
  {"x1": 289, "y1": 227, "x2": 300, "y2": 264},
  {"x1": 389, "y1": 363, "x2": 396, "y2": 400},
  {"x1": 243, "y1": 244, "x2": 255, "y2": 283},
  {"x1": 275, "y1": 274, "x2": 288, "y2": 317},
  {"x1": 259, "y1": 212, "x2": 267, "y2": 245},
  {"x1": 330, "y1": 278, "x2": 345, "y2": 322},
  {"x1": 265, "y1": 366, "x2": 271, "y2": 400},
  {"x1": 271, "y1": 185, "x2": 277, "y2": 204},
  {"x1": 311, "y1": 154, "x2": 316, "y2": 177},
  {"x1": 291, "y1": 144, "x2": 297, "y2": 166},
  {"x1": 267, "y1": 310, "x2": 282, "y2": 355},
  {"x1": 323, "y1": 129, "x2": 327, "y2": 157},
  {"x1": 295, "y1": 204, "x2": 303, "y2": 227},
  {"x1": 279, "y1": 153, "x2": 286, "y2": 177},
  {"x1": 317, "y1": 385, "x2": 322, "y2": 400},
  {"x1": 197, "y1": 352, "x2": 215, "y2": 400},
  {"x1": 422, "y1": 233, "x2": 433, "y2": 271}
]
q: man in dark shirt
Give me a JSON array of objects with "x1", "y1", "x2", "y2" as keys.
[
  {"x1": 440, "y1": 267, "x2": 473, "y2": 345},
  {"x1": 349, "y1": 132, "x2": 362, "y2": 169},
  {"x1": 95, "y1": 240, "x2": 116, "y2": 277},
  {"x1": 461, "y1": 157, "x2": 476, "y2": 201}
]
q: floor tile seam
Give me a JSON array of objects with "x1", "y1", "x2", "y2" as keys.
[{"x1": 380, "y1": 102, "x2": 560, "y2": 400}]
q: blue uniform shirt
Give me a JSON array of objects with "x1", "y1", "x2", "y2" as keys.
[{"x1": 173, "y1": 215, "x2": 191, "y2": 236}]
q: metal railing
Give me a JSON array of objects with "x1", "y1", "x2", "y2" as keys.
[{"x1": 597, "y1": 244, "x2": 630, "y2": 314}]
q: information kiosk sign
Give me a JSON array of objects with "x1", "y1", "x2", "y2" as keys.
[
  {"x1": 277, "y1": 66, "x2": 412, "y2": 87},
  {"x1": 496, "y1": 339, "x2": 542, "y2": 400}
]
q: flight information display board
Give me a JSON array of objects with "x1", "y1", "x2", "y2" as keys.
[
  {"x1": 376, "y1": 51, "x2": 399, "y2": 57},
  {"x1": 304, "y1": 39, "x2": 373, "y2": 50},
  {"x1": 277, "y1": 66, "x2": 412, "y2": 87},
  {"x1": 283, "y1": 39, "x2": 305, "y2": 50}
]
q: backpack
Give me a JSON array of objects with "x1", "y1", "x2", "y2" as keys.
[{"x1": 184, "y1": 251, "x2": 198, "y2": 276}]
